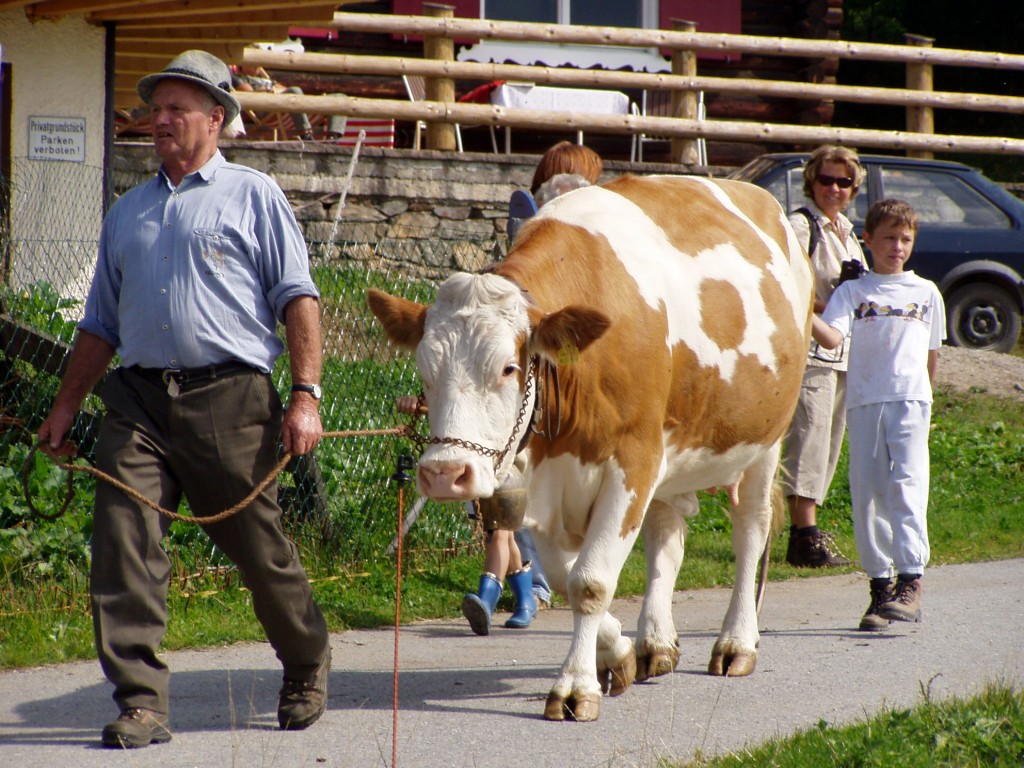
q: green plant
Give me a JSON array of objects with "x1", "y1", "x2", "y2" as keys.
[{"x1": 0, "y1": 281, "x2": 81, "y2": 342}]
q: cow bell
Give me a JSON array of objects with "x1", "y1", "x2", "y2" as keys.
[{"x1": 476, "y1": 464, "x2": 527, "y2": 531}]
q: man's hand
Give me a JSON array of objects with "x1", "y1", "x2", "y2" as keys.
[
  {"x1": 37, "y1": 404, "x2": 79, "y2": 459},
  {"x1": 282, "y1": 396, "x2": 322, "y2": 456},
  {"x1": 35, "y1": 331, "x2": 115, "y2": 460}
]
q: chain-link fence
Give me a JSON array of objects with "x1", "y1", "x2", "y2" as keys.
[{"x1": 1, "y1": 159, "x2": 509, "y2": 566}]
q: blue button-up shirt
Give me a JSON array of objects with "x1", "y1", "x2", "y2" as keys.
[{"x1": 78, "y1": 152, "x2": 318, "y2": 372}]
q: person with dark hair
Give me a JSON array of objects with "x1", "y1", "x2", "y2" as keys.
[
  {"x1": 780, "y1": 145, "x2": 867, "y2": 568},
  {"x1": 37, "y1": 50, "x2": 331, "y2": 748},
  {"x1": 812, "y1": 199, "x2": 944, "y2": 630}
]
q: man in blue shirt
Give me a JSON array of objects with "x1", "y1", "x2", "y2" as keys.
[{"x1": 38, "y1": 50, "x2": 331, "y2": 748}]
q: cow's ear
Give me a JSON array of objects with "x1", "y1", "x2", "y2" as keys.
[
  {"x1": 530, "y1": 306, "x2": 611, "y2": 364},
  {"x1": 367, "y1": 289, "x2": 427, "y2": 350}
]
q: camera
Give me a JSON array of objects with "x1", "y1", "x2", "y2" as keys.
[{"x1": 837, "y1": 259, "x2": 865, "y2": 285}]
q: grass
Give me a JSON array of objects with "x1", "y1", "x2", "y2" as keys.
[
  {"x1": 2, "y1": 383, "x2": 1022, "y2": 669},
  {"x1": 677, "y1": 681, "x2": 1024, "y2": 768}
]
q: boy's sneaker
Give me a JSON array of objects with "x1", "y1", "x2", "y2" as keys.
[
  {"x1": 101, "y1": 707, "x2": 172, "y2": 748},
  {"x1": 278, "y1": 647, "x2": 331, "y2": 730},
  {"x1": 859, "y1": 578, "x2": 894, "y2": 631},
  {"x1": 786, "y1": 529, "x2": 852, "y2": 568},
  {"x1": 879, "y1": 576, "x2": 923, "y2": 623}
]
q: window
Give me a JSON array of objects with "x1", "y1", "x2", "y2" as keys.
[
  {"x1": 484, "y1": 0, "x2": 643, "y2": 28},
  {"x1": 880, "y1": 167, "x2": 1010, "y2": 229},
  {"x1": 464, "y1": 0, "x2": 662, "y2": 71}
]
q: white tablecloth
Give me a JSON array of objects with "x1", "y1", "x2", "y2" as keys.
[
  {"x1": 490, "y1": 83, "x2": 630, "y2": 116},
  {"x1": 489, "y1": 83, "x2": 630, "y2": 152}
]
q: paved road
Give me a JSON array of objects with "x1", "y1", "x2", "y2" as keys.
[{"x1": 1, "y1": 558, "x2": 1021, "y2": 768}]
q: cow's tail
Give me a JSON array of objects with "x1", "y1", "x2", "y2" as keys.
[
  {"x1": 769, "y1": 477, "x2": 786, "y2": 537},
  {"x1": 756, "y1": 476, "x2": 786, "y2": 617}
]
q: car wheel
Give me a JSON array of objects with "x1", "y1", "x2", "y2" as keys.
[{"x1": 945, "y1": 283, "x2": 1022, "y2": 353}]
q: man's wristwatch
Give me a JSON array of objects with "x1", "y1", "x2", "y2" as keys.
[{"x1": 291, "y1": 383, "x2": 322, "y2": 400}]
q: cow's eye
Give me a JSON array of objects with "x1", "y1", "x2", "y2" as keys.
[{"x1": 502, "y1": 364, "x2": 520, "y2": 377}]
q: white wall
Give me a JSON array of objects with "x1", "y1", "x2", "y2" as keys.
[{"x1": 1, "y1": 11, "x2": 107, "y2": 303}]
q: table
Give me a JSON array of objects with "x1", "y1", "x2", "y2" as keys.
[{"x1": 489, "y1": 82, "x2": 630, "y2": 153}]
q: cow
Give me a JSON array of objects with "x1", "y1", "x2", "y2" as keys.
[{"x1": 368, "y1": 174, "x2": 813, "y2": 722}]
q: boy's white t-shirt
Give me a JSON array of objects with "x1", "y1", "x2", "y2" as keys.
[{"x1": 820, "y1": 271, "x2": 946, "y2": 409}]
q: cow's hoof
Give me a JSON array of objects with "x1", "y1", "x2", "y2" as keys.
[
  {"x1": 635, "y1": 641, "x2": 680, "y2": 682},
  {"x1": 598, "y1": 646, "x2": 636, "y2": 696},
  {"x1": 544, "y1": 691, "x2": 601, "y2": 722},
  {"x1": 708, "y1": 643, "x2": 757, "y2": 677}
]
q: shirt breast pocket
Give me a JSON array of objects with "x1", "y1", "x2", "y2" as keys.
[{"x1": 193, "y1": 228, "x2": 246, "y2": 279}]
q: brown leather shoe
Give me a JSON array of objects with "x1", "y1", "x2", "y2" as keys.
[
  {"x1": 278, "y1": 647, "x2": 331, "y2": 730},
  {"x1": 786, "y1": 529, "x2": 853, "y2": 568},
  {"x1": 101, "y1": 707, "x2": 172, "y2": 748},
  {"x1": 879, "y1": 576, "x2": 923, "y2": 622},
  {"x1": 859, "y1": 578, "x2": 894, "y2": 631}
]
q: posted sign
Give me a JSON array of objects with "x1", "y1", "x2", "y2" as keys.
[{"x1": 29, "y1": 116, "x2": 86, "y2": 162}]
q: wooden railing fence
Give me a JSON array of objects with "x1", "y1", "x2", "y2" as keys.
[{"x1": 236, "y1": 9, "x2": 1024, "y2": 161}]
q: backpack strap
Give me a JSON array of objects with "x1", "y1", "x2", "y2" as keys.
[{"x1": 795, "y1": 206, "x2": 821, "y2": 256}]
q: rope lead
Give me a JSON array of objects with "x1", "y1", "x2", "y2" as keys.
[{"x1": 21, "y1": 425, "x2": 419, "y2": 524}]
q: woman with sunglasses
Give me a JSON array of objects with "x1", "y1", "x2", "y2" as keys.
[{"x1": 780, "y1": 145, "x2": 867, "y2": 568}]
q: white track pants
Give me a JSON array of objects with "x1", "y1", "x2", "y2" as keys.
[{"x1": 847, "y1": 400, "x2": 931, "y2": 579}]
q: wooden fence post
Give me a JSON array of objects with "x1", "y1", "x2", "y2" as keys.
[
  {"x1": 905, "y1": 34, "x2": 935, "y2": 160},
  {"x1": 423, "y1": 3, "x2": 458, "y2": 151},
  {"x1": 670, "y1": 19, "x2": 700, "y2": 165}
]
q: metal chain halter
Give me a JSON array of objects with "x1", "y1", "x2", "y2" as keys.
[{"x1": 404, "y1": 356, "x2": 538, "y2": 470}]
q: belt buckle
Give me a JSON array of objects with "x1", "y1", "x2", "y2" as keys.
[{"x1": 161, "y1": 369, "x2": 182, "y2": 397}]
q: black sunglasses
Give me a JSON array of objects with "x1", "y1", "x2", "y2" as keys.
[{"x1": 815, "y1": 174, "x2": 854, "y2": 189}]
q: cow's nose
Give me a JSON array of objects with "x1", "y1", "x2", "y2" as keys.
[{"x1": 418, "y1": 461, "x2": 473, "y2": 500}]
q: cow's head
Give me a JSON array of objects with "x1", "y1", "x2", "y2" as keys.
[{"x1": 368, "y1": 272, "x2": 609, "y2": 500}]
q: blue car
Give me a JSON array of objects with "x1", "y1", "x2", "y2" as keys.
[{"x1": 731, "y1": 153, "x2": 1024, "y2": 353}]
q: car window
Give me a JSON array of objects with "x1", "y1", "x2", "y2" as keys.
[
  {"x1": 879, "y1": 167, "x2": 1010, "y2": 229},
  {"x1": 759, "y1": 167, "x2": 812, "y2": 213}
]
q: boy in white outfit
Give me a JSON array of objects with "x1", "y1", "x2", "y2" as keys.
[{"x1": 811, "y1": 199, "x2": 946, "y2": 631}]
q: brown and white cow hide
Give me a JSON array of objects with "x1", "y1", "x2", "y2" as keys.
[{"x1": 368, "y1": 174, "x2": 812, "y2": 722}]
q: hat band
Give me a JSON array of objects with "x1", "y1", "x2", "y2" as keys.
[{"x1": 161, "y1": 66, "x2": 231, "y2": 91}]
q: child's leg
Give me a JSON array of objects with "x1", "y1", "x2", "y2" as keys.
[
  {"x1": 847, "y1": 403, "x2": 895, "y2": 579},
  {"x1": 483, "y1": 529, "x2": 514, "y2": 579},
  {"x1": 882, "y1": 400, "x2": 931, "y2": 576}
]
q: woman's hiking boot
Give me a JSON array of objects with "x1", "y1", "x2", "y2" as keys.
[
  {"x1": 786, "y1": 527, "x2": 852, "y2": 568},
  {"x1": 859, "y1": 578, "x2": 894, "y2": 631}
]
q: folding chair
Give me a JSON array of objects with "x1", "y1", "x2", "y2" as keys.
[
  {"x1": 403, "y1": 75, "x2": 498, "y2": 153},
  {"x1": 631, "y1": 90, "x2": 706, "y2": 164}
]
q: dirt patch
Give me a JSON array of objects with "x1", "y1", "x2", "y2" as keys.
[{"x1": 934, "y1": 345, "x2": 1024, "y2": 400}]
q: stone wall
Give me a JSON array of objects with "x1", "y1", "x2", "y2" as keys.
[{"x1": 113, "y1": 141, "x2": 693, "y2": 248}]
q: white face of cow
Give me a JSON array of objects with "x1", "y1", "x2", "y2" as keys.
[{"x1": 413, "y1": 272, "x2": 535, "y2": 501}]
